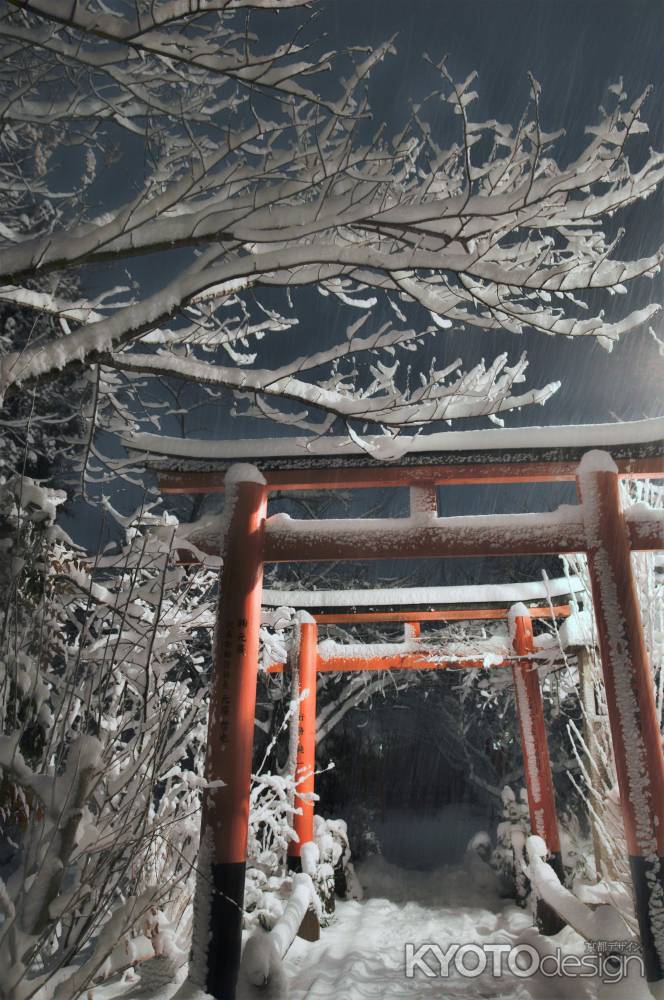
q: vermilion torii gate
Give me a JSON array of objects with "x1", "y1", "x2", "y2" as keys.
[
  {"x1": 263, "y1": 599, "x2": 574, "y2": 939},
  {"x1": 149, "y1": 426, "x2": 664, "y2": 999}
]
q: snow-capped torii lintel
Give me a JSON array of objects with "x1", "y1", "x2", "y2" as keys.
[{"x1": 126, "y1": 415, "x2": 664, "y2": 469}]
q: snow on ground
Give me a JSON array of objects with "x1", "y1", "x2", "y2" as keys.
[
  {"x1": 281, "y1": 856, "x2": 649, "y2": 1000},
  {"x1": 91, "y1": 856, "x2": 654, "y2": 1000}
]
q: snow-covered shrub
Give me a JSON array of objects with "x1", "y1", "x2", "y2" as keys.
[
  {"x1": 244, "y1": 688, "x2": 360, "y2": 930},
  {"x1": 491, "y1": 786, "x2": 531, "y2": 904},
  {"x1": 248, "y1": 772, "x2": 298, "y2": 878},
  {"x1": 463, "y1": 831, "x2": 501, "y2": 894},
  {"x1": 244, "y1": 767, "x2": 299, "y2": 932},
  {"x1": 244, "y1": 692, "x2": 314, "y2": 931},
  {"x1": 467, "y1": 830, "x2": 492, "y2": 858},
  {"x1": 313, "y1": 816, "x2": 363, "y2": 906},
  {"x1": 559, "y1": 810, "x2": 595, "y2": 884},
  {"x1": 0, "y1": 488, "x2": 217, "y2": 999}
]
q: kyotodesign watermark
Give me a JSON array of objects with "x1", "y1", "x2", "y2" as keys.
[{"x1": 404, "y1": 941, "x2": 643, "y2": 983}]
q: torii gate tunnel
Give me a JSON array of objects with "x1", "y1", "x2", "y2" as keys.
[
  {"x1": 159, "y1": 441, "x2": 664, "y2": 998},
  {"x1": 264, "y1": 603, "x2": 570, "y2": 941}
]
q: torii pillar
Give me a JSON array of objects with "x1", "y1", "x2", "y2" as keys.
[
  {"x1": 511, "y1": 608, "x2": 565, "y2": 935},
  {"x1": 577, "y1": 452, "x2": 664, "y2": 983},
  {"x1": 193, "y1": 466, "x2": 267, "y2": 1000},
  {"x1": 288, "y1": 619, "x2": 318, "y2": 870}
]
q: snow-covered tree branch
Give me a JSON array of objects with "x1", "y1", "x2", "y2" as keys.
[{"x1": 0, "y1": 2, "x2": 661, "y2": 437}]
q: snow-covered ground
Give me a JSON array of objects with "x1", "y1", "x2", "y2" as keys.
[
  {"x1": 283, "y1": 852, "x2": 657, "y2": 1000},
  {"x1": 94, "y1": 856, "x2": 655, "y2": 1000},
  {"x1": 282, "y1": 856, "x2": 591, "y2": 999}
]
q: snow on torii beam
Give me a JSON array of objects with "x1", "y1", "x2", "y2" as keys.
[
  {"x1": 264, "y1": 603, "x2": 574, "y2": 673},
  {"x1": 260, "y1": 576, "x2": 586, "y2": 615},
  {"x1": 311, "y1": 605, "x2": 572, "y2": 625},
  {"x1": 191, "y1": 506, "x2": 662, "y2": 561},
  {"x1": 138, "y1": 415, "x2": 664, "y2": 493},
  {"x1": 158, "y1": 454, "x2": 663, "y2": 493},
  {"x1": 266, "y1": 653, "x2": 512, "y2": 673}
]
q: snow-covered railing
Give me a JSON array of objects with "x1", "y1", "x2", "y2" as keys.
[
  {"x1": 240, "y1": 870, "x2": 319, "y2": 993},
  {"x1": 525, "y1": 836, "x2": 635, "y2": 946}
]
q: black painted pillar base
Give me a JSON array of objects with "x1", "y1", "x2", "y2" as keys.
[
  {"x1": 536, "y1": 852, "x2": 566, "y2": 936},
  {"x1": 287, "y1": 853, "x2": 302, "y2": 873},
  {"x1": 206, "y1": 861, "x2": 246, "y2": 1000},
  {"x1": 630, "y1": 854, "x2": 664, "y2": 983}
]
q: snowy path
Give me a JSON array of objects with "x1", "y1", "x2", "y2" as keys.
[
  {"x1": 97, "y1": 857, "x2": 653, "y2": 1000},
  {"x1": 280, "y1": 857, "x2": 639, "y2": 1000}
]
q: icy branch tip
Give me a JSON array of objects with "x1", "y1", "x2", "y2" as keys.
[
  {"x1": 577, "y1": 449, "x2": 618, "y2": 476},
  {"x1": 224, "y1": 463, "x2": 267, "y2": 488},
  {"x1": 295, "y1": 610, "x2": 317, "y2": 626}
]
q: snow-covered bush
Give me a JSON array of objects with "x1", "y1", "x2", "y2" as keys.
[
  {"x1": 244, "y1": 682, "x2": 360, "y2": 930},
  {"x1": 312, "y1": 816, "x2": 363, "y2": 913},
  {"x1": 247, "y1": 772, "x2": 298, "y2": 880},
  {"x1": 559, "y1": 811, "x2": 595, "y2": 885},
  {"x1": 244, "y1": 766, "x2": 299, "y2": 932},
  {"x1": 243, "y1": 809, "x2": 362, "y2": 935},
  {"x1": 491, "y1": 786, "x2": 531, "y2": 905},
  {"x1": 0, "y1": 487, "x2": 217, "y2": 998}
]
